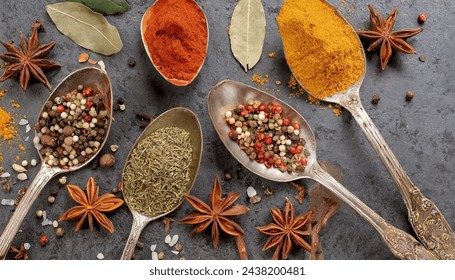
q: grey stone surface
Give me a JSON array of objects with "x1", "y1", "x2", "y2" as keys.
[{"x1": 0, "y1": 0, "x2": 454, "y2": 260}]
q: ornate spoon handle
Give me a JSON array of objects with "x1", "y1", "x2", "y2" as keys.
[
  {"x1": 121, "y1": 210, "x2": 152, "y2": 260},
  {"x1": 343, "y1": 99, "x2": 455, "y2": 259},
  {"x1": 0, "y1": 164, "x2": 58, "y2": 259},
  {"x1": 310, "y1": 165, "x2": 438, "y2": 260}
]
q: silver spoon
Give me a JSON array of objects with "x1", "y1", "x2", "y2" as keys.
[
  {"x1": 140, "y1": 0, "x2": 209, "y2": 86},
  {"x1": 120, "y1": 107, "x2": 203, "y2": 260},
  {"x1": 0, "y1": 67, "x2": 113, "y2": 259},
  {"x1": 279, "y1": 4, "x2": 455, "y2": 260},
  {"x1": 207, "y1": 80, "x2": 437, "y2": 260}
]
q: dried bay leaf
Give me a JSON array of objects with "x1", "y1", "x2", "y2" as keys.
[
  {"x1": 46, "y1": 2, "x2": 123, "y2": 55},
  {"x1": 229, "y1": 0, "x2": 266, "y2": 72},
  {"x1": 66, "y1": 0, "x2": 129, "y2": 15}
]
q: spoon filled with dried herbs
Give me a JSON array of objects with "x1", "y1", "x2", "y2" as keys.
[
  {"x1": 141, "y1": 0, "x2": 209, "y2": 86},
  {"x1": 208, "y1": 80, "x2": 437, "y2": 260},
  {"x1": 0, "y1": 67, "x2": 113, "y2": 259},
  {"x1": 277, "y1": 0, "x2": 455, "y2": 259},
  {"x1": 120, "y1": 107, "x2": 203, "y2": 260}
]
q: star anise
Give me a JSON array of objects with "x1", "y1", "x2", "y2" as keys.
[
  {"x1": 9, "y1": 243, "x2": 29, "y2": 260},
  {"x1": 180, "y1": 175, "x2": 250, "y2": 259},
  {"x1": 357, "y1": 5, "x2": 423, "y2": 70},
  {"x1": 0, "y1": 20, "x2": 60, "y2": 91},
  {"x1": 59, "y1": 177, "x2": 124, "y2": 233},
  {"x1": 257, "y1": 198, "x2": 314, "y2": 260}
]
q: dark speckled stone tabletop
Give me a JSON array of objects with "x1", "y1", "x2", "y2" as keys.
[{"x1": 1, "y1": 0, "x2": 454, "y2": 260}]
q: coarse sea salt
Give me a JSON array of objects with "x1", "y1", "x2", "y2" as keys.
[
  {"x1": 24, "y1": 243, "x2": 31, "y2": 250},
  {"x1": 97, "y1": 253, "x2": 104, "y2": 260},
  {"x1": 169, "y1": 235, "x2": 179, "y2": 247},
  {"x1": 164, "y1": 235, "x2": 171, "y2": 244},
  {"x1": 41, "y1": 210, "x2": 53, "y2": 226},
  {"x1": 1, "y1": 199, "x2": 15, "y2": 206},
  {"x1": 152, "y1": 251, "x2": 158, "y2": 260},
  {"x1": 18, "y1": 119, "x2": 29, "y2": 126},
  {"x1": 150, "y1": 244, "x2": 157, "y2": 251},
  {"x1": 247, "y1": 186, "x2": 257, "y2": 198}
]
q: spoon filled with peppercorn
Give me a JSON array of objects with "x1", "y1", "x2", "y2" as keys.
[
  {"x1": 120, "y1": 107, "x2": 203, "y2": 260},
  {"x1": 208, "y1": 80, "x2": 437, "y2": 260},
  {"x1": 0, "y1": 67, "x2": 113, "y2": 259},
  {"x1": 277, "y1": 0, "x2": 455, "y2": 259}
]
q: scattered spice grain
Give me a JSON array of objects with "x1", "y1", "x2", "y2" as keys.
[
  {"x1": 56, "y1": 227, "x2": 65, "y2": 237},
  {"x1": 419, "y1": 56, "x2": 426, "y2": 62},
  {"x1": 99, "y1": 153, "x2": 115, "y2": 167},
  {"x1": 127, "y1": 57, "x2": 136, "y2": 67},
  {"x1": 78, "y1": 53, "x2": 89, "y2": 63},
  {"x1": 224, "y1": 172, "x2": 232, "y2": 181},
  {"x1": 418, "y1": 13, "x2": 427, "y2": 24},
  {"x1": 371, "y1": 95, "x2": 381, "y2": 104},
  {"x1": 406, "y1": 91, "x2": 414, "y2": 101}
]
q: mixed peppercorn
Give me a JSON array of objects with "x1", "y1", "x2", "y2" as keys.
[
  {"x1": 225, "y1": 100, "x2": 308, "y2": 173},
  {"x1": 34, "y1": 85, "x2": 110, "y2": 168}
]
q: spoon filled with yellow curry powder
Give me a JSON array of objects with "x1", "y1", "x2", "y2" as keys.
[{"x1": 277, "y1": 0, "x2": 455, "y2": 259}]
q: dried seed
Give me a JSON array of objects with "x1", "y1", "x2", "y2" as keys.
[
  {"x1": 110, "y1": 144, "x2": 119, "y2": 152},
  {"x1": 249, "y1": 195, "x2": 262, "y2": 204},
  {"x1": 406, "y1": 91, "x2": 414, "y2": 101},
  {"x1": 0, "y1": 178, "x2": 7, "y2": 184},
  {"x1": 1, "y1": 198, "x2": 15, "y2": 206},
  {"x1": 418, "y1": 55, "x2": 426, "y2": 62},
  {"x1": 18, "y1": 119, "x2": 29, "y2": 126},
  {"x1": 3, "y1": 184, "x2": 10, "y2": 193},
  {"x1": 128, "y1": 57, "x2": 136, "y2": 67},
  {"x1": 48, "y1": 195, "x2": 55, "y2": 204},
  {"x1": 12, "y1": 164, "x2": 27, "y2": 173},
  {"x1": 36, "y1": 210, "x2": 43, "y2": 218},
  {"x1": 111, "y1": 187, "x2": 119, "y2": 194},
  {"x1": 87, "y1": 58, "x2": 97, "y2": 65},
  {"x1": 136, "y1": 241, "x2": 144, "y2": 249},
  {"x1": 224, "y1": 172, "x2": 232, "y2": 181},
  {"x1": 174, "y1": 243, "x2": 183, "y2": 251},
  {"x1": 171, "y1": 250, "x2": 179, "y2": 255},
  {"x1": 165, "y1": 235, "x2": 171, "y2": 244},
  {"x1": 78, "y1": 53, "x2": 89, "y2": 63},
  {"x1": 30, "y1": 159, "x2": 38, "y2": 166},
  {"x1": 157, "y1": 251, "x2": 165, "y2": 260},
  {"x1": 150, "y1": 244, "x2": 157, "y2": 251},
  {"x1": 52, "y1": 220, "x2": 58, "y2": 227},
  {"x1": 21, "y1": 160, "x2": 28, "y2": 167},
  {"x1": 117, "y1": 97, "x2": 126, "y2": 105},
  {"x1": 371, "y1": 95, "x2": 381, "y2": 104},
  {"x1": 18, "y1": 188, "x2": 26, "y2": 196},
  {"x1": 99, "y1": 154, "x2": 115, "y2": 167},
  {"x1": 119, "y1": 104, "x2": 126, "y2": 111},
  {"x1": 56, "y1": 227, "x2": 65, "y2": 237},
  {"x1": 97, "y1": 253, "x2": 104, "y2": 260},
  {"x1": 0, "y1": 172, "x2": 11, "y2": 178},
  {"x1": 263, "y1": 186, "x2": 273, "y2": 196}
]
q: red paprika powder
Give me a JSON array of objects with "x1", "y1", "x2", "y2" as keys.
[{"x1": 143, "y1": 0, "x2": 208, "y2": 85}]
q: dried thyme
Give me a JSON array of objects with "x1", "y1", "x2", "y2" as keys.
[{"x1": 123, "y1": 127, "x2": 193, "y2": 216}]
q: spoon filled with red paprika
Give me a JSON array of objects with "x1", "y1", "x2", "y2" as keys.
[{"x1": 141, "y1": 0, "x2": 209, "y2": 86}]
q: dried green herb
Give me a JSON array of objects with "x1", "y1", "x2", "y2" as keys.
[
  {"x1": 66, "y1": 0, "x2": 129, "y2": 15},
  {"x1": 123, "y1": 127, "x2": 193, "y2": 217}
]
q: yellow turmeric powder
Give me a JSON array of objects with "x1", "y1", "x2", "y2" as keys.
[
  {"x1": 0, "y1": 107, "x2": 17, "y2": 140},
  {"x1": 277, "y1": 0, "x2": 364, "y2": 99}
]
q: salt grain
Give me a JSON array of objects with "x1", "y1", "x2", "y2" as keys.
[
  {"x1": 41, "y1": 210, "x2": 53, "y2": 226},
  {"x1": 169, "y1": 235, "x2": 179, "y2": 247},
  {"x1": 97, "y1": 253, "x2": 104, "y2": 260},
  {"x1": 246, "y1": 186, "x2": 257, "y2": 198},
  {"x1": 25, "y1": 124, "x2": 31, "y2": 133},
  {"x1": 165, "y1": 235, "x2": 171, "y2": 244},
  {"x1": 152, "y1": 251, "x2": 158, "y2": 260},
  {"x1": 24, "y1": 243, "x2": 31, "y2": 250},
  {"x1": 30, "y1": 159, "x2": 37, "y2": 166},
  {"x1": 18, "y1": 119, "x2": 29, "y2": 126},
  {"x1": 17, "y1": 173, "x2": 28, "y2": 181},
  {"x1": 0, "y1": 172, "x2": 11, "y2": 178},
  {"x1": 1, "y1": 199, "x2": 15, "y2": 206},
  {"x1": 150, "y1": 244, "x2": 157, "y2": 251},
  {"x1": 171, "y1": 250, "x2": 179, "y2": 255}
]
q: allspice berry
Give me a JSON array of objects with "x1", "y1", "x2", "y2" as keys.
[
  {"x1": 99, "y1": 153, "x2": 115, "y2": 167},
  {"x1": 418, "y1": 13, "x2": 427, "y2": 24},
  {"x1": 56, "y1": 227, "x2": 65, "y2": 237},
  {"x1": 406, "y1": 91, "x2": 414, "y2": 101}
]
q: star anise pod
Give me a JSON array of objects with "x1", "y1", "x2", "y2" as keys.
[
  {"x1": 357, "y1": 5, "x2": 423, "y2": 70},
  {"x1": 0, "y1": 20, "x2": 60, "y2": 91},
  {"x1": 180, "y1": 175, "x2": 250, "y2": 259},
  {"x1": 257, "y1": 198, "x2": 314, "y2": 260},
  {"x1": 59, "y1": 177, "x2": 124, "y2": 233},
  {"x1": 9, "y1": 243, "x2": 29, "y2": 260}
]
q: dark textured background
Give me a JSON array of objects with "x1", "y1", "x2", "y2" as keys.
[{"x1": 1, "y1": 0, "x2": 454, "y2": 260}]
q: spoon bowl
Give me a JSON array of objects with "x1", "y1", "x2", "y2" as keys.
[
  {"x1": 279, "y1": 0, "x2": 455, "y2": 259},
  {"x1": 120, "y1": 107, "x2": 203, "y2": 260},
  {"x1": 140, "y1": 0, "x2": 209, "y2": 86},
  {"x1": 0, "y1": 67, "x2": 113, "y2": 259},
  {"x1": 207, "y1": 80, "x2": 437, "y2": 260}
]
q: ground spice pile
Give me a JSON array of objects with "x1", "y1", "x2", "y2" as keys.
[
  {"x1": 0, "y1": 107, "x2": 16, "y2": 141},
  {"x1": 144, "y1": 0, "x2": 208, "y2": 83},
  {"x1": 277, "y1": 0, "x2": 364, "y2": 99}
]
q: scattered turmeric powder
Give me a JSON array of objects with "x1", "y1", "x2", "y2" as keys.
[
  {"x1": 268, "y1": 52, "x2": 276, "y2": 58},
  {"x1": 275, "y1": 81, "x2": 282, "y2": 86},
  {"x1": 10, "y1": 100, "x2": 20, "y2": 108},
  {"x1": 0, "y1": 107, "x2": 17, "y2": 141},
  {"x1": 0, "y1": 89, "x2": 6, "y2": 97},
  {"x1": 251, "y1": 73, "x2": 269, "y2": 86}
]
